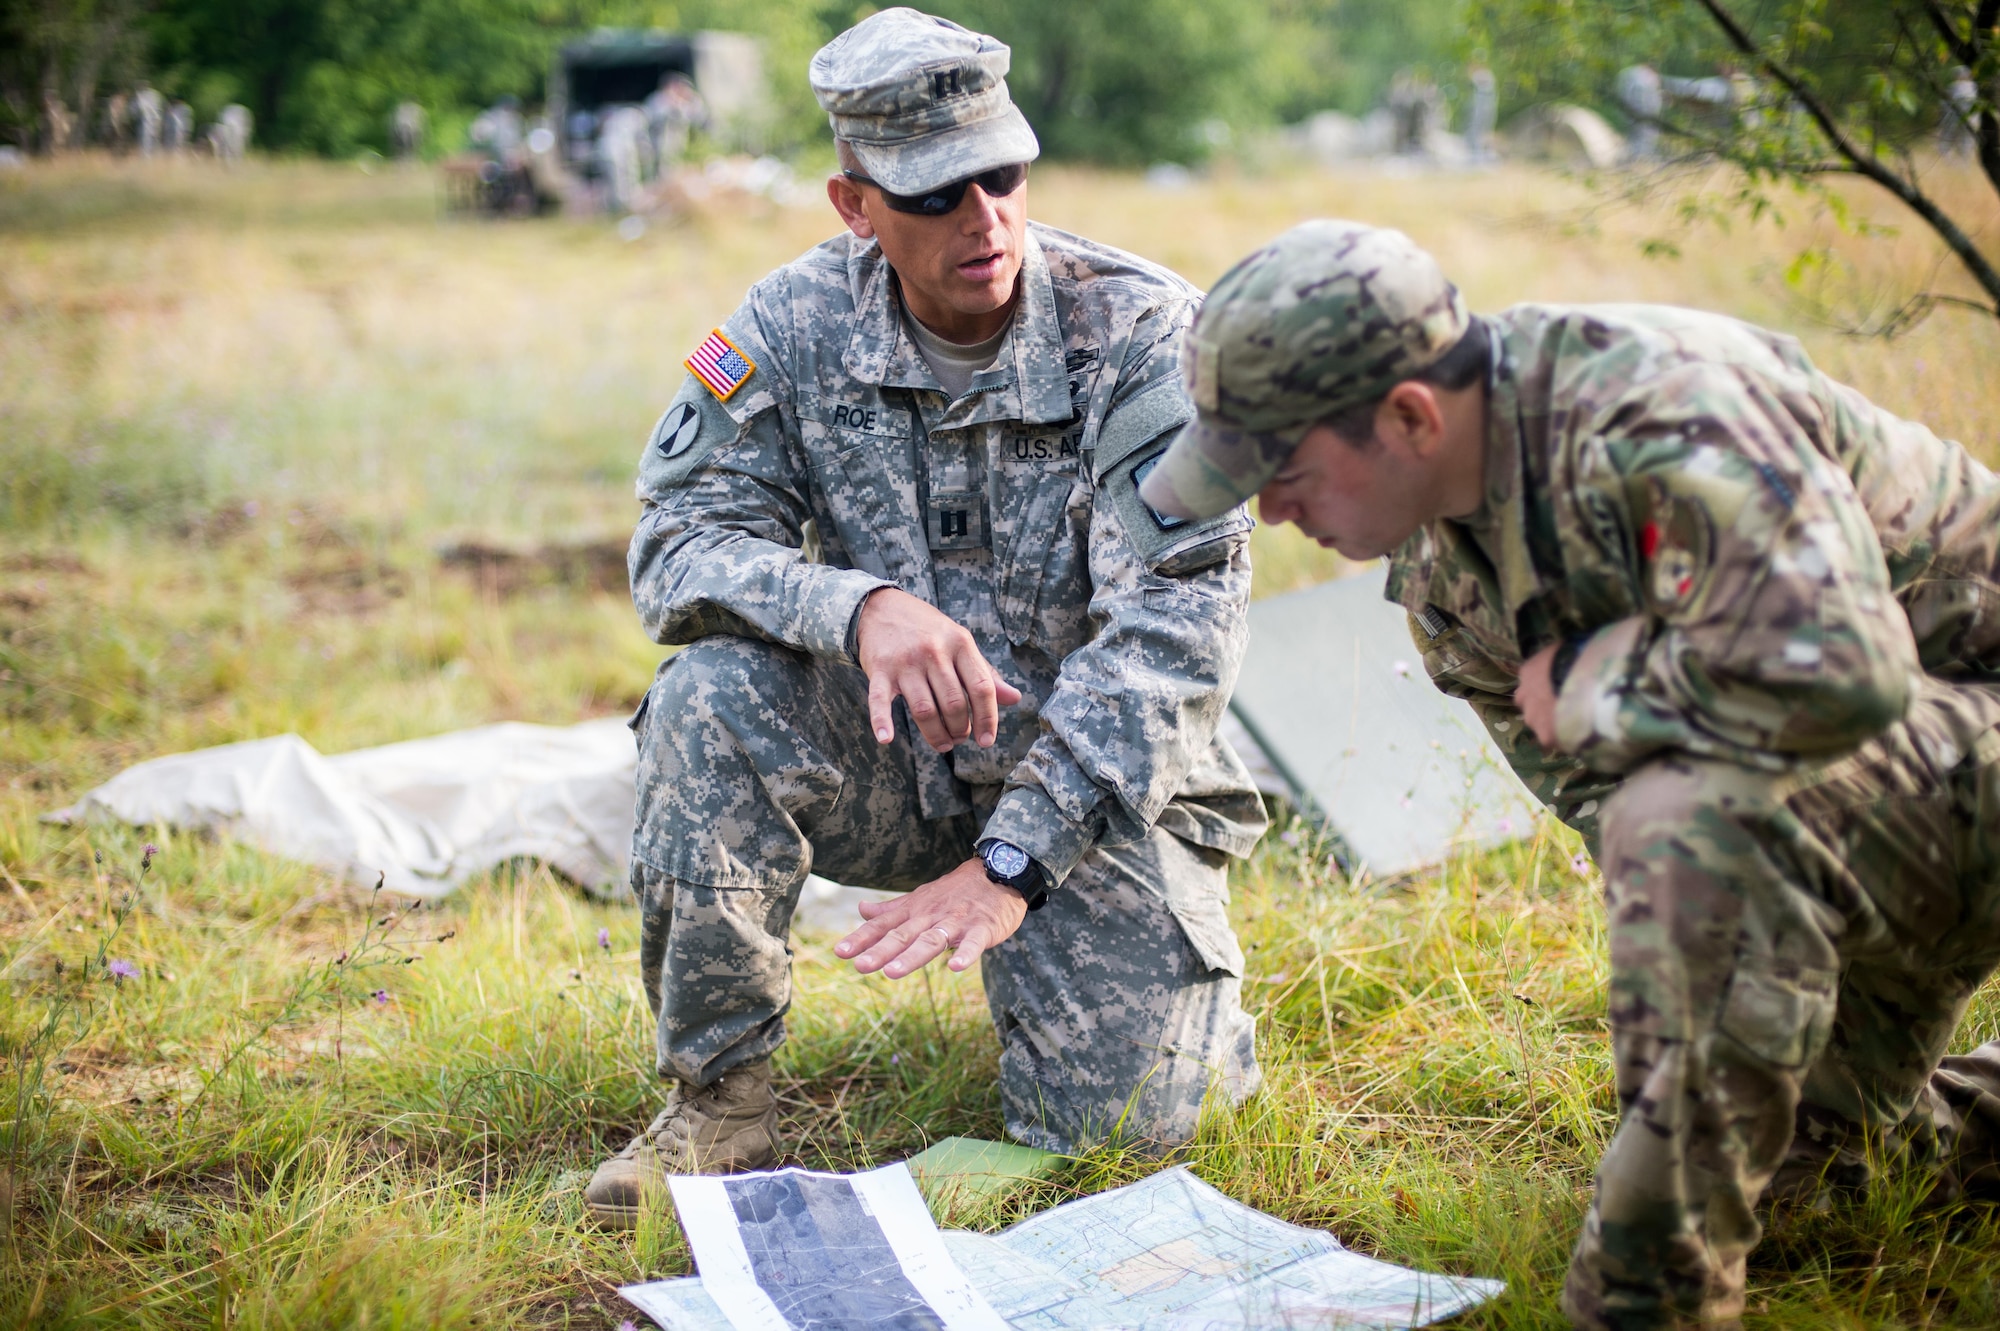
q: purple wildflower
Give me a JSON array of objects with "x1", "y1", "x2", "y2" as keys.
[
  {"x1": 890, "y1": 1052, "x2": 900, "y2": 1066},
  {"x1": 1391, "y1": 659, "x2": 1411, "y2": 677},
  {"x1": 619, "y1": 1322, "x2": 639, "y2": 1331},
  {"x1": 598, "y1": 927, "x2": 611, "y2": 951},
  {"x1": 371, "y1": 989, "x2": 391, "y2": 1005},
  {"x1": 1570, "y1": 852, "x2": 1592, "y2": 876},
  {"x1": 107, "y1": 959, "x2": 138, "y2": 982}
]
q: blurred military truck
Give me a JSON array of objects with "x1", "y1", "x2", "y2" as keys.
[{"x1": 445, "y1": 28, "x2": 768, "y2": 216}]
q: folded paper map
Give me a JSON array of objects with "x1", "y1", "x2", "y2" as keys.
[{"x1": 620, "y1": 1150, "x2": 1502, "y2": 1330}]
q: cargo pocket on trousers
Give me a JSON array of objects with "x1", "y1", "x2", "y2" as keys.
[
  {"x1": 1718, "y1": 960, "x2": 1838, "y2": 1068},
  {"x1": 1159, "y1": 841, "x2": 1245, "y2": 978}
]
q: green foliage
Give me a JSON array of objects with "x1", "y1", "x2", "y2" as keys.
[
  {"x1": 928, "y1": 0, "x2": 1268, "y2": 164},
  {"x1": 0, "y1": 0, "x2": 152, "y2": 150},
  {"x1": 25, "y1": 0, "x2": 1484, "y2": 162},
  {"x1": 1464, "y1": 0, "x2": 2000, "y2": 323},
  {"x1": 1272, "y1": 0, "x2": 1471, "y2": 121}
]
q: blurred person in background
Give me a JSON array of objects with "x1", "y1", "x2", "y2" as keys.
[
  {"x1": 392, "y1": 101, "x2": 426, "y2": 160},
  {"x1": 1144, "y1": 218, "x2": 2000, "y2": 1331},
  {"x1": 645, "y1": 73, "x2": 707, "y2": 174},
  {"x1": 134, "y1": 83, "x2": 164, "y2": 157},
  {"x1": 587, "y1": 5, "x2": 1266, "y2": 1228},
  {"x1": 166, "y1": 100, "x2": 193, "y2": 154}
]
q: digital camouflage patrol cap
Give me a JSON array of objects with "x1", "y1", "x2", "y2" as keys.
[
  {"x1": 809, "y1": 7, "x2": 1040, "y2": 197},
  {"x1": 1139, "y1": 219, "x2": 1470, "y2": 521}
]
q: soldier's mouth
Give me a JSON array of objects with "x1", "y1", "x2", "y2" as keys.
[{"x1": 957, "y1": 251, "x2": 1005, "y2": 281}]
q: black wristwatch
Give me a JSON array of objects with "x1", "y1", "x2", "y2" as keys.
[
  {"x1": 1549, "y1": 631, "x2": 1591, "y2": 694},
  {"x1": 978, "y1": 839, "x2": 1049, "y2": 912}
]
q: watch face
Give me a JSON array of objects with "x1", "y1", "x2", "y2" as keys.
[{"x1": 984, "y1": 842, "x2": 1031, "y2": 879}]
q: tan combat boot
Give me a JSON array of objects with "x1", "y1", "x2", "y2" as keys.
[{"x1": 583, "y1": 1062, "x2": 779, "y2": 1228}]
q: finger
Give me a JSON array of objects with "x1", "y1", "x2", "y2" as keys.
[
  {"x1": 867, "y1": 670, "x2": 896, "y2": 745},
  {"x1": 900, "y1": 669, "x2": 959, "y2": 752},
  {"x1": 947, "y1": 922, "x2": 991, "y2": 972},
  {"x1": 925, "y1": 655, "x2": 971, "y2": 745},
  {"x1": 880, "y1": 923, "x2": 955, "y2": 979},
  {"x1": 852, "y1": 918, "x2": 943, "y2": 974},
  {"x1": 836, "y1": 898, "x2": 912, "y2": 958},
  {"x1": 956, "y1": 645, "x2": 1001, "y2": 748}
]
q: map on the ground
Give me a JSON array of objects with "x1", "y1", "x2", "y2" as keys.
[
  {"x1": 621, "y1": 1160, "x2": 1502, "y2": 1330},
  {"x1": 655, "y1": 1164, "x2": 1011, "y2": 1330}
]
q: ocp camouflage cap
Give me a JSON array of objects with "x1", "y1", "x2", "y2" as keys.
[
  {"x1": 1139, "y1": 219, "x2": 1469, "y2": 521},
  {"x1": 810, "y1": 7, "x2": 1040, "y2": 197}
]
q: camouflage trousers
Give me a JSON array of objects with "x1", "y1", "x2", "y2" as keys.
[
  {"x1": 628, "y1": 635, "x2": 1261, "y2": 1153},
  {"x1": 1565, "y1": 678, "x2": 2000, "y2": 1331}
]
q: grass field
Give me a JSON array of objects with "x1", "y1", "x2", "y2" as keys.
[{"x1": 4, "y1": 152, "x2": 2000, "y2": 1328}]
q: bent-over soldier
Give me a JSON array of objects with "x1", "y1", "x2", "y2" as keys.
[
  {"x1": 1141, "y1": 218, "x2": 2000, "y2": 1330},
  {"x1": 585, "y1": 7, "x2": 1266, "y2": 1227}
]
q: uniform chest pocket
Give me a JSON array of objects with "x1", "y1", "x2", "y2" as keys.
[
  {"x1": 795, "y1": 400, "x2": 925, "y2": 586},
  {"x1": 1420, "y1": 625, "x2": 1519, "y2": 696},
  {"x1": 997, "y1": 467, "x2": 1090, "y2": 649}
]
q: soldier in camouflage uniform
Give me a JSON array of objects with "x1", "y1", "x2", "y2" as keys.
[
  {"x1": 584, "y1": 7, "x2": 1266, "y2": 1227},
  {"x1": 1141, "y1": 218, "x2": 2000, "y2": 1329}
]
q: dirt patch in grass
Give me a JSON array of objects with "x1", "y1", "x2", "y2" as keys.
[{"x1": 437, "y1": 538, "x2": 629, "y2": 598}]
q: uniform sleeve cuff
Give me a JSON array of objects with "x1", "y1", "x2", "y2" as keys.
[
  {"x1": 980, "y1": 785, "x2": 1098, "y2": 887},
  {"x1": 801, "y1": 570, "x2": 895, "y2": 665}
]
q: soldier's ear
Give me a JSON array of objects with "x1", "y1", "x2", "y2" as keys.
[
  {"x1": 827, "y1": 174, "x2": 877, "y2": 239},
  {"x1": 1380, "y1": 381, "x2": 1448, "y2": 457}
]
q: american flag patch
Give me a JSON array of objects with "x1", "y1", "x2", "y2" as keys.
[{"x1": 685, "y1": 329, "x2": 756, "y2": 402}]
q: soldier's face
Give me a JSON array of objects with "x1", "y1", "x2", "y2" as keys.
[
  {"x1": 830, "y1": 173, "x2": 1028, "y2": 331},
  {"x1": 1255, "y1": 421, "x2": 1444, "y2": 560}
]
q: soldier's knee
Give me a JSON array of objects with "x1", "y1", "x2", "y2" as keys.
[
  {"x1": 643, "y1": 637, "x2": 812, "y2": 748},
  {"x1": 1599, "y1": 755, "x2": 1780, "y2": 873}
]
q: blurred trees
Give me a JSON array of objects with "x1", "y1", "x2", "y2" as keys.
[
  {"x1": 0, "y1": 0, "x2": 151, "y2": 150},
  {"x1": 3, "y1": 0, "x2": 1472, "y2": 162},
  {"x1": 1472, "y1": 0, "x2": 2000, "y2": 324}
]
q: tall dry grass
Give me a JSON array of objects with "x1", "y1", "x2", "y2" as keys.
[{"x1": 3, "y1": 153, "x2": 2000, "y2": 1328}]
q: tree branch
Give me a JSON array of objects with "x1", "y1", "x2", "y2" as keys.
[
  {"x1": 1689, "y1": 0, "x2": 2000, "y2": 317},
  {"x1": 1921, "y1": 0, "x2": 1977, "y2": 66}
]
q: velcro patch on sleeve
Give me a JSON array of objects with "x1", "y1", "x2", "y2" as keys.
[
  {"x1": 638, "y1": 378, "x2": 741, "y2": 494},
  {"x1": 684, "y1": 328, "x2": 757, "y2": 402}
]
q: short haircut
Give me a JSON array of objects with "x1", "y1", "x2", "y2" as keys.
[{"x1": 1322, "y1": 317, "x2": 1490, "y2": 444}]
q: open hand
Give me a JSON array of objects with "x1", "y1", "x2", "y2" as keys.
[
  {"x1": 856, "y1": 587, "x2": 1022, "y2": 752},
  {"x1": 834, "y1": 858, "x2": 1027, "y2": 978}
]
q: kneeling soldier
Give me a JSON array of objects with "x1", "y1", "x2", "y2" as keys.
[
  {"x1": 586, "y1": 7, "x2": 1266, "y2": 1226},
  {"x1": 1142, "y1": 219, "x2": 2000, "y2": 1329}
]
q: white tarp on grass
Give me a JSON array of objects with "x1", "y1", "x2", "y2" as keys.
[
  {"x1": 47, "y1": 566, "x2": 1528, "y2": 898},
  {"x1": 48, "y1": 720, "x2": 640, "y2": 900}
]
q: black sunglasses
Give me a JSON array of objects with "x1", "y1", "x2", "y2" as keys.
[{"x1": 842, "y1": 162, "x2": 1029, "y2": 216}]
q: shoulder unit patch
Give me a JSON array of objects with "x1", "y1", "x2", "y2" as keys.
[{"x1": 685, "y1": 328, "x2": 756, "y2": 402}]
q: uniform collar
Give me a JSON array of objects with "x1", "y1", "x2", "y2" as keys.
[
  {"x1": 842, "y1": 228, "x2": 1072, "y2": 427},
  {"x1": 1384, "y1": 315, "x2": 1545, "y2": 633},
  {"x1": 1466, "y1": 330, "x2": 1545, "y2": 620}
]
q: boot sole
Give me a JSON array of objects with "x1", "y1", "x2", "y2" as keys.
[
  {"x1": 581, "y1": 1143, "x2": 781, "y2": 1230},
  {"x1": 586, "y1": 1198, "x2": 643, "y2": 1230}
]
